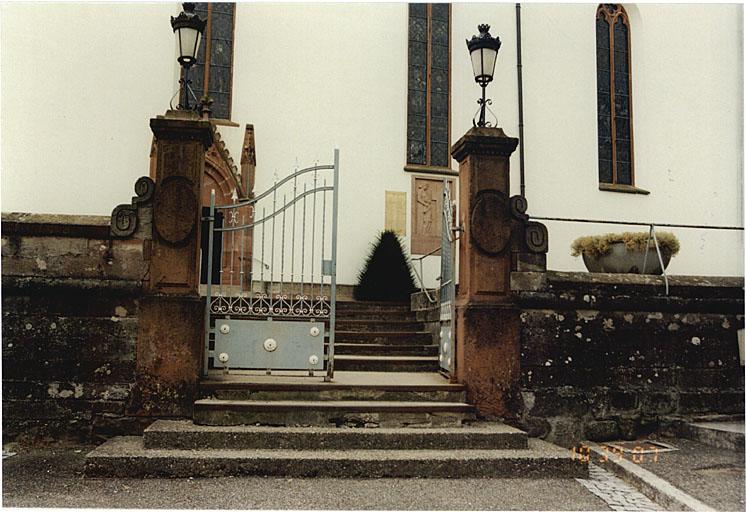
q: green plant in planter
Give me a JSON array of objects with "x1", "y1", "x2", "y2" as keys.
[
  {"x1": 570, "y1": 231, "x2": 680, "y2": 258},
  {"x1": 354, "y1": 230, "x2": 417, "y2": 302}
]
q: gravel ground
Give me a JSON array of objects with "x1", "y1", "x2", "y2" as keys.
[
  {"x1": 632, "y1": 437, "x2": 745, "y2": 512},
  {"x1": 1, "y1": 445, "x2": 610, "y2": 510}
]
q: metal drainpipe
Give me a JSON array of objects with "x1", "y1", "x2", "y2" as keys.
[{"x1": 516, "y1": 3, "x2": 526, "y2": 198}]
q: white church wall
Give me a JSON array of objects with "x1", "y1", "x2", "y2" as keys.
[
  {"x1": 1, "y1": 3, "x2": 742, "y2": 284},
  {"x1": 518, "y1": 3, "x2": 744, "y2": 276},
  {"x1": 230, "y1": 2, "x2": 411, "y2": 286},
  {"x1": 1, "y1": 2, "x2": 177, "y2": 216}
]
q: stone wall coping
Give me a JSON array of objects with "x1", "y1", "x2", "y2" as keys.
[
  {"x1": 516, "y1": 270, "x2": 744, "y2": 291},
  {"x1": 2, "y1": 212, "x2": 111, "y2": 239},
  {"x1": 2, "y1": 275, "x2": 141, "y2": 294}
]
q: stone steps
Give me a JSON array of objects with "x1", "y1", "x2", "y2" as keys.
[
  {"x1": 335, "y1": 311, "x2": 418, "y2": 321},
  {"x1": 334, "y1": 330, "x2": 433, "y2": 345},
  {"x1": 334, "y1": 343, "x2": 438, "y2": 356},
  {"x1": 142, "y1": 419, "x2": 528, "y2": 450},
  {"x1": 335, "y1": 320, "x2": 425, "y2": 332},
  {"x1": 193, "y1": 398, "x2": 475, "y2": 427},
  {"x1": 86, "y1": 436, "x2": 587, "y2": 479},
  {"x1": 334, "y1": 355, "x2": 439, "y2": 372},
  {"x1": 200, "y1": 377, "x2": 465, "y2": 403}
]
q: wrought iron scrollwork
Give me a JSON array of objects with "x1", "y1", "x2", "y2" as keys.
[
  {"x1": 110, "y1": 177, "x2": 155, "y2": 238},
  {"x1": 210, "y1": 293, "x2": 331, "y2": 318}
]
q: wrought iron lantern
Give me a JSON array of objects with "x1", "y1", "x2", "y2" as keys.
[
  {"x1": 171, "y1": 2, "x2": 207, "y2": 110},
  {"x1": 466, "y1": 24, "x2": 501, "y2": 127}
]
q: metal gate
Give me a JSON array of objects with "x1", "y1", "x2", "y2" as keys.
[
  {"x1": 203, "y1": 150, "x2": 339, "y2": 381},
  {"x1": 439, "y1": 181, "x2": 456, "y2": 373}
]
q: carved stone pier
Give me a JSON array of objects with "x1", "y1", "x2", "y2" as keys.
[
  {"x1": 450, "y1": 127, "x2": 548, "y2": 419},
  {"x1": 128, "y1": 110, "x2": 213, "y2": 417}
]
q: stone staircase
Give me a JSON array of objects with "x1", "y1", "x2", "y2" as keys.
[
  {"x1": 334, "y1": 301, "x2": 440, "y2": 372},
  {"x1": 85, "y1": 300, "x2": 587, "y2": 478}
]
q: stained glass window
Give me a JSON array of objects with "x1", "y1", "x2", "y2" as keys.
[
  {"x1": 407, "y1": 4, "x2": 451, "y2": 168},
  {"x1": 596, "y1": 4, "x2": 633, "y2": 186},
  {"x1": 190, "y1": 3, "x2": 235, "y2": 121}
]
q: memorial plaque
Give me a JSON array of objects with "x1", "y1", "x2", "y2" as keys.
[
  {"x1": 385, "y1": 191, "x2": 407, "y2": 236},
  {"x1": 411, "y1": 176, "x2": 454, "y2": 254}
]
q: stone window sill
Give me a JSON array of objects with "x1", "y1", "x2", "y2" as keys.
[
  {"x1": 210, "y1": 119, "x2": 240, "y2": 128},
  {"x1": 599, "y1": 183, "x2": 650, "y2": 195},
  {"x1": 404, "y1": 164, "x2": 458, "y2": 177}
]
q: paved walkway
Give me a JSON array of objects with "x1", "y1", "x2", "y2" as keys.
[
  {"x1": 2, "y1": 445, "x2": 610, "y2": 510},
  {"x1": 629, "y1": 437, "x2": 745, "y2": 512},
  {"x1": 4, "y1": 439, "x2": 742, "y2": 510},
  {"x1": 578, "y1": 463, "x2": 662, "y2": 511}
]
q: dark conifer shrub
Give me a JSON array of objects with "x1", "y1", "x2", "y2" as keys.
[{"x1": 353, "y1": 230, "x2": 417, "y2": 302}]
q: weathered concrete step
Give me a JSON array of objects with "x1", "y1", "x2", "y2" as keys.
[
  {"x1": 334, "y1": 343, "x2": 438, "y2": 356},
  {"x1": 86, "y1": 437, "x2": 587, "y2": 478},
  {"x1": 680, "y1": 421, "x2": 745, "y2": 450},
  {"x1": 336, "y1": 301, "x2": 411, "y2": 312},
  {"x1": 335, "y1": 320, "x2": 425, "y2": 332},
  {"x1": 335, "y1": 355, "x2": 439, "y2": 372},
  {"x1": 335, "y1": 331, "x2": 433, "y2": 345},
  {"x1": 336, "y1": 311, "x2": 418, "y2": 321},
  {"x1": 193, "y1": 399, "x2": 475, "y2": 427},
  {"x1": 201, "y1": 385, "x2": 463, "y2": 403},
  {"x1": 144, "y1": 419, "x2": 528, "y2": 450},
  {"x1": 199, "y1": 372, "x2": 465, "y2": 402}
]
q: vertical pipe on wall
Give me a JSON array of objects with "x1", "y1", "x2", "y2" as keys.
[{"x1": 516, "y1": 3, "x2": 526, "y2": 198}]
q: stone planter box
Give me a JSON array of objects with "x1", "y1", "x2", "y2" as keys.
[{"x1": 581, "y1": 242, "x2": 671, "y2": 275}]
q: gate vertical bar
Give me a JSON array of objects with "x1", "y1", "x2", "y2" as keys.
[
  {"x1": 327, "y1": 149, "x2": 340, "y2": 381},
  {"x1": 203, "y1": 190, "x2": 216, "y2": 377}
]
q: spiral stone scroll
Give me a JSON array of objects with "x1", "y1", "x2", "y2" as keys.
[
  {"x1": 525, "y1": 221, "x2": 549, "y2": 253},
  {"x1": 508, "y1": 194, "x2": 548, "y2": 255},
  {"x1": 110, "y1": 177, "x2": 155, "y2": 238},
  {"x1": 509, "y1": 195, "x2": 529, "y2": 221}
]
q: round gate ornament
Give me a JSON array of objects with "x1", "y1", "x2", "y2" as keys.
[
  {"x1": 470, "y1": 190, "x2": 511, "y2": 255},
  {"x1": 153, "y1": 176, "x2": 198, "y2": 244},
  {"x1": 263, "y1": 338, "x2": 278, "y2": 352}
]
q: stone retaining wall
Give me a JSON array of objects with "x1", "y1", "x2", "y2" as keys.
[
  {"x1": 2, "y1": 213, "x2": 147, "y2": 442},
  {"x1": 512, "y1": 271, "x2": 745, "y2": 446}
]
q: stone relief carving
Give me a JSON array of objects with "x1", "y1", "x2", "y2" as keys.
[{"x1": 411, "y1": 177, "x2": 454, "y2": 254}]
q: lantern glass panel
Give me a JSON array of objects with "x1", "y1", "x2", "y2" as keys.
[
  {"x1": 470, "y1": 48, "x2": 483, "y2": 80},
  {"x1": 178, "y1": 27, "x2": 202, "y2": 62},
  {"x1": 482, "y1": 47, "x2": 498, "y2": 80}
]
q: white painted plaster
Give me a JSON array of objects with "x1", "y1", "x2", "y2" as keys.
[{"x1": 1, "y1": 4, "x2": 742, "y2": 284}]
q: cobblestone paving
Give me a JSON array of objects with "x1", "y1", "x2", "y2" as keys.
[{"x1": 577, "y1": 463, "x2": 662, "y2": 511}]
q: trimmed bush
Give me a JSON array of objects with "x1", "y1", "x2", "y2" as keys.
[{"x1": 354, "y1": 230, "x2": 417, "y2": 302}]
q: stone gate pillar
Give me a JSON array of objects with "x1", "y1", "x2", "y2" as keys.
[
  {"x1": 132, "y1": 111, "x2": 213, "y2": 417},
  {"x1": 451, "y1": 126, "x2": 547, "y2": 419}
]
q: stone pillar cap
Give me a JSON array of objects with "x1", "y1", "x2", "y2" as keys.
[
  {"x1": 150, "y1": 113, "x2": 214, "y2": 149},
  {"x1": 451, "y1": 126, "x2": 519, "y2": 162}
]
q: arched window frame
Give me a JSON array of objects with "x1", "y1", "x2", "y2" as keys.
[{"x1": 596, "y1": 4, "x2": 640, "y2": 191}]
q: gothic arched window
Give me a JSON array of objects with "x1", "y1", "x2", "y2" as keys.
[{"x1": 596, "y1": 4, "x2": 633, "y2": 186}]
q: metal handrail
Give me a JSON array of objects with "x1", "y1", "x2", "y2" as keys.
[
  {"x1": 411, "y1": 245, "x2": 442, "y2": 304},
  {"x1": 532, "y1": 216, "x2": 745, "y2": 296}
]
